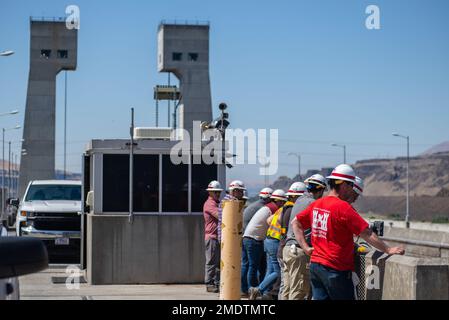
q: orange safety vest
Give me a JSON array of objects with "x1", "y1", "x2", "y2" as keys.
[{"x1": 267, "y1": 202, "x2": 294, "y2": 240}]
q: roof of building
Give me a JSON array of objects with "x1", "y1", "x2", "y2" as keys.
[{"x1": 29, "y1": 180, "x2": 81, "y2": 185}]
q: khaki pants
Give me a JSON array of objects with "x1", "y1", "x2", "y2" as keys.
[{"x1": 281, "y1": 245, "x2": 311, "y2": 300}]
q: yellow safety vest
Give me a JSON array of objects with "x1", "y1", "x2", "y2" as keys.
[{"x1": 267, "y1": 202, "x2": 294, "y2": 240}]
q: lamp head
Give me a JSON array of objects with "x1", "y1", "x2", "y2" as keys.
[{"x1": 218, "y1": 103, "x2": 228, "y2": 111}]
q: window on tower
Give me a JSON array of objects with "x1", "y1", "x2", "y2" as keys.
[
  {"x1": 57, "y1": 50, "x2": 68, "y2": 59},
  {"x1": 188, "y1": 53, "x2": 199, "y2": 62},
  {"x1": 172, "y1": 52, "x2": 183, "y2": 61},
  {"x1": 40, "y1": 50, "x2": 51, "y2": 59}
]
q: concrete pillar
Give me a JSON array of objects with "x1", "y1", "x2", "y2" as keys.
[
  {"x1": 19, "y1": 19, "x2": 77, "y2": 197},
  {"x1": 219, "y1": 200, "x2": 244, "y2": 300},
  {"x1": 157, "y1": 23, "x2": 212, "y2": 138},
  {"x1": 382, "y1": 255, "x2": 449, "y2": 300}
]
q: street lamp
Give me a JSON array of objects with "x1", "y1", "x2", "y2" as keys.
[
  {"x1": 393, "y1": 132, "x2": 410, "y2": 229},
  {"x1": 0, "y1": 50, "x2": 14, "y2": 57},
  {"x1": 288, "y1": 152, "x2": 301, "y2": 179},
  {"x1": 331, "y1": 143, "x2": 347, "y2": 164},
  {"x1": 2, "y1": 125, "x2": 21, "y2": 216},
  {"x1": 0, "y1": 110, "x2": 19, "y2": 117},
  {"x1": 259, "y1": 156, "x2": 271, "y2": 187}
]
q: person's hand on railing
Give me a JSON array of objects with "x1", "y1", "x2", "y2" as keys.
[{"x1": 386, "y1": 246, "x2": 405, "y2": 255}]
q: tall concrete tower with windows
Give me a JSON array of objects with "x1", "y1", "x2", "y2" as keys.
[
  {"x1": 19, "y1": 18, "x2": 78, "y2": 197},
  {"x1": 157, "y1": 22, "x2": 213, "y2": 137}
]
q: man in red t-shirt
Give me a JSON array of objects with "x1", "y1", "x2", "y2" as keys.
[{"x1": 292, "y1": 165, "x2": 404, "y2": 300}]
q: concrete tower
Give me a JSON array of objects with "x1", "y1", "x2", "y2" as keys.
[
  {"x1": 19, "y1": 19, "x2": 78, "y2": 197},
  {"x1": 157, "y1": 23, "x2": 213, "y2": 137}
]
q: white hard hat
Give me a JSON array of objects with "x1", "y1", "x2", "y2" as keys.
[
  {"x1": 229, "y1": 180, "x2": 246, "y2": 191},
  {"x1": 270, "y1": 189, "x2": 287, "y2": 201},
  {"x1": 305, "y1": 174, "x2": 327, "y2": 189},
  {"x1": 327, "y1": 164, "x2": 356, "y2": 184},
  {"x1": 206, "y1": 180, "x2": 223, "y2": 192},
  {"x1": 259, "y1": 187, "x2": 273, "y2": 199},
  {"x1": 353, "y1": 176, "x2": 364, "y2": 196},
  {"x1": 286, "y1": 182, "x2": 307, "y2": 196}
]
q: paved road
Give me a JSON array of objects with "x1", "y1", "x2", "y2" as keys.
[{"x1": 19, "y1": 265, "x2": 218, "y2": 300}]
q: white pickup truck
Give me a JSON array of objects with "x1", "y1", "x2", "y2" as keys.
[{"x1": 15, "y1": 180, "x2": 82, "y2": 263}]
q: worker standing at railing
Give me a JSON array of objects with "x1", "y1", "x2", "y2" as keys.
[
  {"x1": 203, "y1": 181, "x2": 223, "y2": 293},
  {"x1": 281, "y1": 174, "x2": 327, "y2": 300},
  {"x1": 292, "y1": 164, "x2": 405, "y2": 300}
]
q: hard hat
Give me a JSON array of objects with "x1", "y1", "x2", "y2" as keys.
[
  {"x1": 286, "y1": 182, "x2": 307, "y2": 196},
  {"x1": 206, "y1": 180, "x2": 223, "y2": 192},
  {"x1": 353, "y1": 176, "x2": 364, "y2": 196},
  {"x1": 305, "y1": 174, "x2": 327, "y2": 189},
  {"x1": 259, "y1": 187, "x2": 273, "y2": 199},
  {"x1": 270, "y1": 189, "x2": 287, "y2": 201},
  {"x1": 229, "y1": 180, "x2": 246, "y2": 191},
  {"x1": 326, "y1": 164, "x2": 356, "y2": 184}
]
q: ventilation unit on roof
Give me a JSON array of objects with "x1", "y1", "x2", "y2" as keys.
[{"x1": 134, "y1": 127, "x2": 174, "y2": 140}]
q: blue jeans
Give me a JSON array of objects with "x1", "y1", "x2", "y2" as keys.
[
  {"x1": 258, "y1": 238, "x2": 280, "y2": 295},
  {"x1": 243, "y1": 237, "x2": 264, "y2": 291},
  {"x1": 241, "y1": 244, "x2": 249, "y2": 293},
  {"x1": 310, "y1": 263, "x2": 355, "y2": 300}
]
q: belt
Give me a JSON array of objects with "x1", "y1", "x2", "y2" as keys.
[{"x1": 243, "y1": 236, "x2": 263, "y2": 242}]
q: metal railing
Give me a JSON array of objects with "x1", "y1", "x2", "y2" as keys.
[
  {"x1": 381, "y1": 235, "x2": 449, "y2": 250},
  {"x1": 159, "y1": 19, "x2": 210, "y2": 27},
  {"x1": 30, "y1": 17, "x2": 66, "y2": 22}
]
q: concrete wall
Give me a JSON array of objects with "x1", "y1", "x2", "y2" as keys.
[
  {"x1": 86, "y1": 214, "x2": 205, "y2": 285},
  {"x1": 157, "y1": 23, "x2": 212, "y2": 136},
  {"x1": 19, "y1": 20, "x2": 78, "y2": 197},
  {"x1": 382, "y1": 255, "x2": 449, "y2": 300},
  {"x1": 382, "y1": 227, "x2": 449, "y2": 258},
  {"x1": 362, "y1": 251, "x2": 449, "y2": 300}
]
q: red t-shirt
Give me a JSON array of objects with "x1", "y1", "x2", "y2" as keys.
[{"x1": 296, "y1": 196, "x2": 369, "y2": 271}]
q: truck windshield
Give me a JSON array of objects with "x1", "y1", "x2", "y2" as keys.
[{"x1": 25, "y1": 185, "x2": 81, "y2": 201}]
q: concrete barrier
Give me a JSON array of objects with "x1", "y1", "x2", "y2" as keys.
[
  {"x1": 363, "y1": 251, "x2": 391, "y2": 300},
  {"x1": 86, "y1": 214, "x2": 205, "y2": 285},
  {"x1": 382, "y1": 227, "x2": 449, "y2": 258},
  {"x1": 382, "y1": 255, "x2": 449, "y2": 300}
]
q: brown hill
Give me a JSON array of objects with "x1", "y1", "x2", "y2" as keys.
[
  {"x1": 353, "y1": 152, "x2": 449, "y2": 197},
  {"x1": 269, "y1": 152, "x2": 449, "y2": 221}
]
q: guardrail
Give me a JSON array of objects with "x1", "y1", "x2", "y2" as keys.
[
  {"x1": 382, "y1": 236, "x2": 449, "y2": 250},
  {"x1": 30, "y1": 17, "x2": 65, "y2": 22},
  {"x1": 159, "y1": 19, "x2": 210, "y2": 27}
]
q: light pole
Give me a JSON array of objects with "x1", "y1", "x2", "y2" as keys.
[
  {"x1": 259, "y1": 157, "x2": 271, "y2": 187},
  {"x1": 8, "y1": 142, "x2": 11, "y2": 199},
  {"x1": 331, "y1": 143, "x2": 347, "y2": 164},
  {"x1": 64, "y1": 71, "x2": 68, "y2": 180},
  {"x1": 393, "y1": 133, "x2": 410, "y2": 229},
  {"x1": 2, "y1": 125, "x2": 21, "y2": 216},
  {"x1": 0, "y1": 50, "x2": 14, "y2": 57},
  {"x1": 0, "y1": 110, "x2": 19, "y2": 117},
  {"x1": 288, "y1": 152, "x2": 301, "y2": 179}
]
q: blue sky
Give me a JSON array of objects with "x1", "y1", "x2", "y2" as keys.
[{"x1": 1, "y1": 0, "x2": 448, "y2": 191}]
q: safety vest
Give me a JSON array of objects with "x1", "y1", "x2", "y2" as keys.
[{"x1": 267, "y1": 202, "x2": 294, "y2": 240}]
